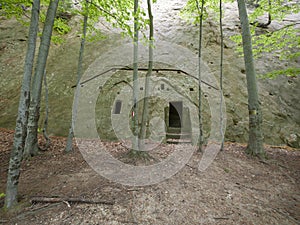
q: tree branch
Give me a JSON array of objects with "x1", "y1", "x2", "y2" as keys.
[{"x1": 30, "y1": 196, "x2": 114, "y2": 205}]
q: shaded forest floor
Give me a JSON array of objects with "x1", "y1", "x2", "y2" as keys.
[{"x1": 0, "y1": 128, "x2": 299, "y2": 224}]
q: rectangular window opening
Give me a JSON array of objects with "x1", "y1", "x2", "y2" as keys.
[{"x1": 113, "y1": 100, "x2": 122, "y2": 114}]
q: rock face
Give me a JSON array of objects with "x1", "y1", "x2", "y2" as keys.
[{"x1": 0, "y1": 0, "x2": 299, "y2": 147}]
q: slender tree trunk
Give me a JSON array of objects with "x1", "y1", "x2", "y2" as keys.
[
  {"x1": 131, "y1": 0, "x2": 139, "y2": 152},
  {"x1": 42, "y1": 70, "x2": 51, "y2": 150},
  {"x1": 219, "y1": 0, "x2": 225, "y2": 150},
  {"x1": 237, "y1": 0, "x2": 265, "y2": 158},
  {"x1": 65, "y1": 0, "x2": 89, "y2": 153},
  {"x1": 5, "y1": 0, "x2": 40, "y2": 209},
  {"x1": 196, "y1": 0, "x2": 204, "y2": 152},
  {"x1": 138, "y1": 0, "x2": 154, "y2": 151},
  {"x1": 24, "y1": 0, "x2": 60, "y2": 159}
]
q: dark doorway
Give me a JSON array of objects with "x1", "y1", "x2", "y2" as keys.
[{"x1": 169, "y1": 101, "x2": 182, "y2": 128}]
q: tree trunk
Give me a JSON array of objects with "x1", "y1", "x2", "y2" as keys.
[
  {"x1": 219, "y1": 0, "x2": 225, "y2": 150},
  {"x1": 5, "y1": 0, "x2": 40, "y2": 209},
  {"x1": 196, "y1": 0, "x2": 204, "y2": 152},
  {"x1": 42, "y1": 70, "x2": 51, "y2": 150},
  {"x1": 131, "y1": 0, "x2": 139, "y2": 152},
  {"x1": 24, "y1": 0, "x2": 60, "y2": 158},
  {"x1": 237, "y1": 0, "x2": 265, "y2": 158},
  {"x1": 138, "y1": 0, "x2": 154, "y2": 151},
  {"x1": 65, "y1": 0, "x2": 89, "y2": 153}
]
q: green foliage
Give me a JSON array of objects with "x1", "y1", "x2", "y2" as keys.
[
  {"x1": 38, "y1": 4, "x2": 72, "y2": 44},
  {"x1": 252, "y1": 26, "x2": 299, "y2": 60},
  {"x1": 260, "y1": 67, "x2": 300, "y2": 79},
  {"x1": 181, "y1": 0, "x2": 299, "y2": 78},
  {"x1": 0, "y1": 192, "x2": 5, "y2": 198},
  {"x1": 77, "y1": 0, "x2": 148, "y2": 42},
  {"x1": 0, "y1": 0, "x2": 32, "y2": 19},
  {"x1": 50, "y1": 35, "x2": 65, "y2": 44},
  {"x1": 248, "y1": 0, "x2": 300, "y2": 23},
  {"x1": 1, "y1": 0, "x2": 73, "y2": 44},
  {"x1": 53, "y1": 17, "x2": 71, "y2": 34},
  {"x1": 1, "y1": 0, "x2": 149, "y2": 44},
  {"x1": 77, "y1": 1, "x2": 109, "y2": 42},
  {"x1": 81, "y1": 0, "x2": 133, "y2": 40},
  {"x1": 57, "y1": 0, "x2": 73, "y2": 14},
  {"x1": 181, "y1": 0, "x2": 235, "y2": 24},
  {"x1": 180, "y1": 0, "x2": 211, "y2": 24},
  {"x1": 50, "y1": 0, "x2": 73, "y2": 44},
  {"x1": 231, "y1": 0, "x2": 300, "y2": 78}
]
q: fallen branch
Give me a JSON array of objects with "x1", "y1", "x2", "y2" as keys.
[
  {"x1": 30, "y1": 196, "x2": 114, "y2": 205},
  {"x1": 30, "y1": 203, "x2": 50, "y2": 211},
  {"x1": 213, "y1": 217, "x2": 229, "y2": 220},
  {"x1": 15, "y1": 203, "x2": 62, "y2": 220}
]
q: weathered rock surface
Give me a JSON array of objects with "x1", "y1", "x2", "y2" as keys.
[{"x1": 0, "y1": 0, "x2": 299, "y2": 147}]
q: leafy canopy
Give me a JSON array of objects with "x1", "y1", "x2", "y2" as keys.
[
  {"x1": 0, "y1": 0, "x2": 149, "y2": 43},
  {"x1": 231, "y1": 0, "x2": 300, "y2": 78},
  {"x1": 0, "y1": 0, "x2": 74, "y2": 43},
  {"x1": 80, "y1": 0, "x2": 149, "y2": 41},
  {"x1": 181, "y1": 0, "x2": 300, "y2": 78}
]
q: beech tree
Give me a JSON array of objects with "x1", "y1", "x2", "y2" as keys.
[
  {"x1": 5, "y1": 0, "x2": 139, "y2": 207},
  {"x1": 24, "y1": 0, "x2": 60, "y2": 158},
  {"x1": 139, "y1": 0, "x2": 154, "y2": 151},
  {"x1": 131, "y1": 0, "x2": 140, "y2": 152},
  {"x1": 195, "y1": 0, "x2": 205, "y2": 151},
  {"x1": 237, "y1": 0, "x2": 265, "y2": 157},
  {"x1": 4, "y1": 0, "x2": 69, "y2": 209},
  {"x1": 65, "y1": 0, "x2": 89, "y2": 153},
  {"x1": 181, "y1": 0, "x2": 218, "y2": 151},
  {"x1": 219, "y1": 0, "x2": 225, "y2": 151},
  {"x1": 5, "y1": 0, "x2": 40, "y2": 208},
  {"x1": 182, "y1": 0, "x2": 267, "y2": 156}
]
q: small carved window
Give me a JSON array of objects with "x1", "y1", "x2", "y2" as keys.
[{"x1": 113, "y1": 100, "x2": 122, "y2": 114}]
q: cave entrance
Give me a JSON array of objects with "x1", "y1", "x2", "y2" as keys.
[{"x1": 169, "y1": 101, "x2": 183, "y2": 128}]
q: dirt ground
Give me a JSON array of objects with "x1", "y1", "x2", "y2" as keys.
[{"x1": 0, "y1": 128, "x2": 299, "y2": 225}]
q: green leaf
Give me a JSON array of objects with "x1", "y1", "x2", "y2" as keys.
[{"x1": 259, "y1": 67, "x2": 300, "y2": 79}]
